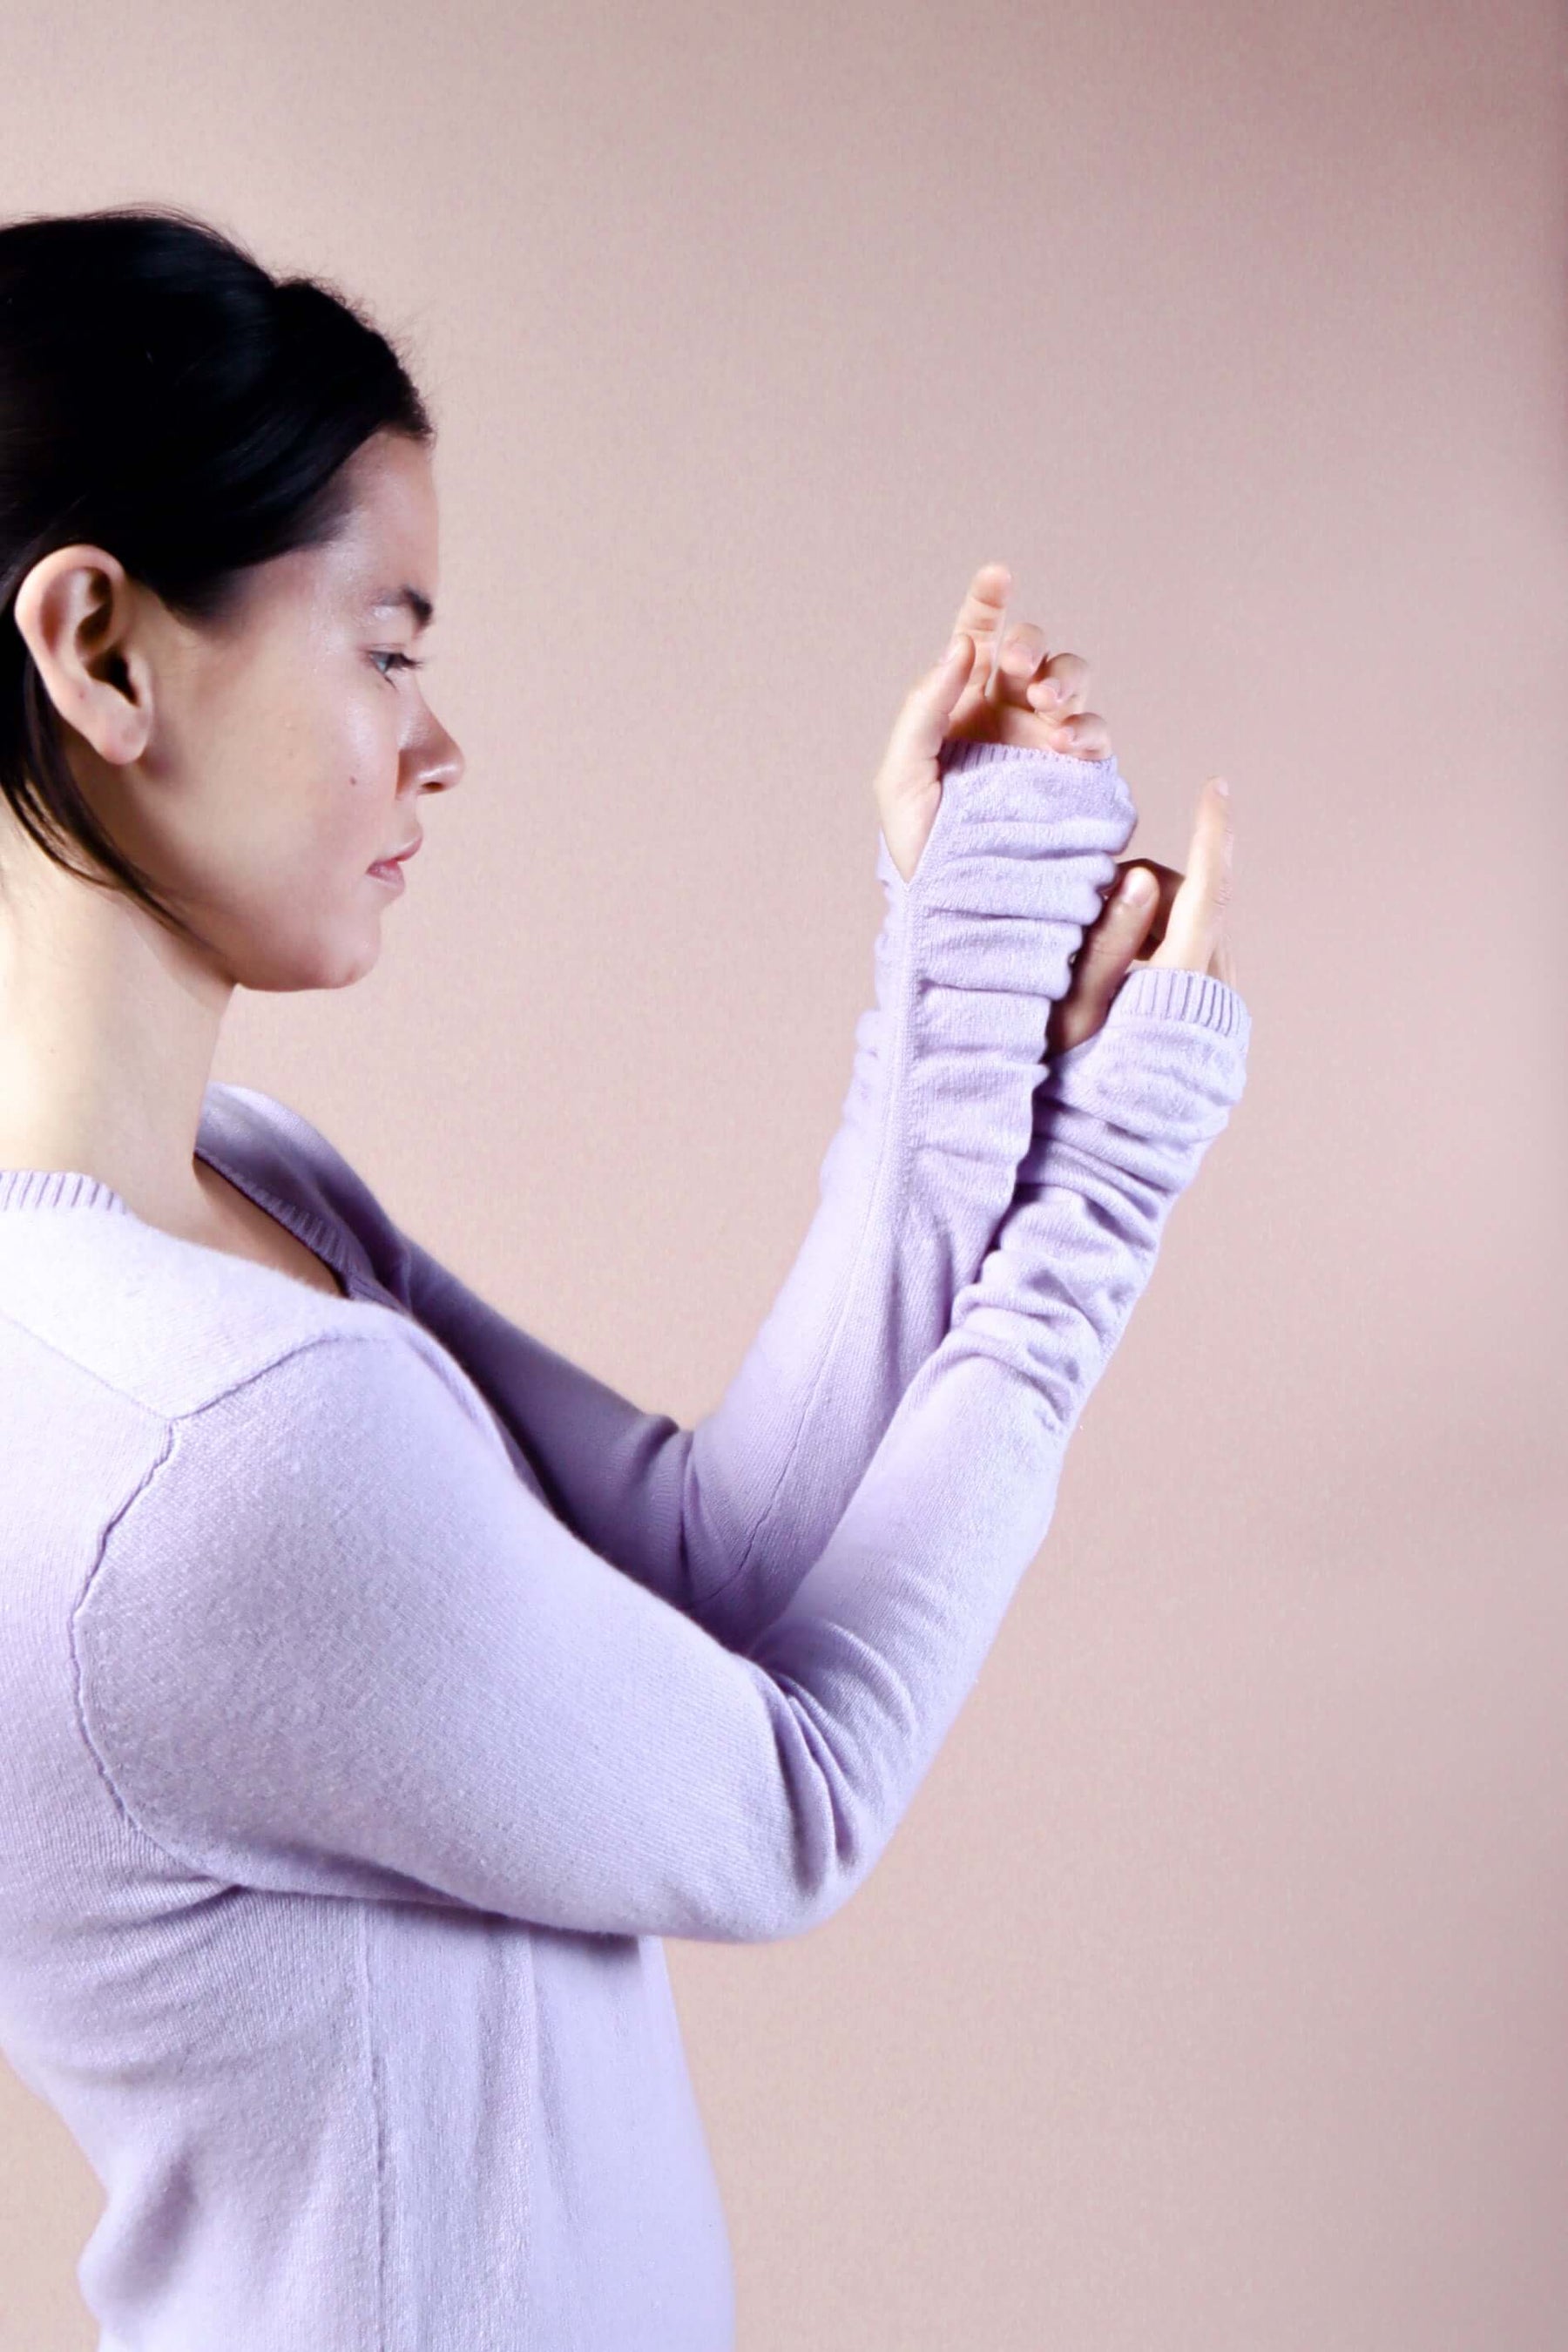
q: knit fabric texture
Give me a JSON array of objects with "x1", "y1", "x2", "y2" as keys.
[{"x1": 0, "y1": 739, "x2": 1251, "y2": 2349}]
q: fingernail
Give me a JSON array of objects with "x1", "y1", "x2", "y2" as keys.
[
  {"x1": 942, "y1": 635, "x2": 964, "y2": 665},
  {"x1": 1123, "y1": 871, "x2": 1152, "y2": 904},
  {"x1": 1213, "y1": 775, "x2": 1230, "y2": 796}
]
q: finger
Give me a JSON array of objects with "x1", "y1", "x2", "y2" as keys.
[
  {"x1": 1104, "y1": 855, "x2": 1181, "y2": 950},
  {"x1": 1211, "y1": 929, "x2": 1239, "y2": 989},
  {"x1": 948, "y1": 563, "x2": 1012, "y2": 699},
  {"x1": 1149, "y1": 777, "x2": 1233, "y2": 975},
  {"x1": 1046, "y1": 866, "x2": 1161, "y2": 1054},
  {"x1": 1025, "y1": 649, "x2": 1090, "y2": 717},
  {"x1": 1044, "y1": 709, "x2": 1112, "y2": 760},
  {"x1": 882, "y1": 629, "x2": 982, "y2": 772},
  {"x1": 990, "y1": 620, "x2": 1049, "y2": 706}
]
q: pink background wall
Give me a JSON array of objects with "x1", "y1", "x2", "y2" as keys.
[{"x1": 2, "y1": 3, "x2": 1564, "y2": 2343}]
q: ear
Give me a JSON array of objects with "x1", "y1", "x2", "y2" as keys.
[{"x1": 10, "y1": 544, "x2": 155, "y2": 766}]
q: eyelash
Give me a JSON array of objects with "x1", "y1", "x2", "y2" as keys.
[{"x1": 370, "y1": 650, "x2": 427, "y2": 680}]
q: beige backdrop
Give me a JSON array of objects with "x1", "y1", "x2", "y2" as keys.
[{"x1": 2, "y1": 3, "x2": 1564, "y2": 2345}]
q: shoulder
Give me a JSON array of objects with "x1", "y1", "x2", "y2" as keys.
[
  {"x1": 172, "y1": 1315, "x2": 506, "y2": 1473},
  {"x1": 95, "y1": 1318, "x2": 511, "y2": 1572},
  {"x1": 0, "y1": 1203, "x2": 390, "y2": 1425},
  {"x1": 71, "y1": 1319, "x2": 517, "y2": 1893}
]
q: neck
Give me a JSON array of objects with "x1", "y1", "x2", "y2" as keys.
[{"x1": 0, "y1": 843, "x2": 230, "y2": 1236}]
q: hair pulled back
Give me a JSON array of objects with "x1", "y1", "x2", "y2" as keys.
[{"x1": 0, "y1": 202, "x2": 434, "y2": 941}]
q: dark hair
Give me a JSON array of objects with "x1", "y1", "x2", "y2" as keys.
[{"x1": 0, "y1": 201, "x2": 435, "y2": 943}]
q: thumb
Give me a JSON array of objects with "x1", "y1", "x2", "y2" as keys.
[{"x1": 885, "y1": 632, "x2": 978, "y2": 772}]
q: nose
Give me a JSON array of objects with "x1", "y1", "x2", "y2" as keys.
[{"x1": 414, "y1": 721, "x2": 465, "y2": 797}]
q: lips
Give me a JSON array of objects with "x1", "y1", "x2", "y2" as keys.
[{"x1": 368, "y1": 835, "x2": 422, "y2": 878}]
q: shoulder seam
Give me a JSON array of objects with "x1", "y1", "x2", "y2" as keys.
[
  {"x1": 173, "y1": 1322, "x2": 398, "y2": 1427},
  {"x1": 0, "y1": 1272, "x2": 382, "y2": 1429},
  {"x1": 68, "y1": 1322, "x2": 432, "y2": 1883},
  {"x1": 0, "y1": 1304, "x2": 174, "y2": 1429}
]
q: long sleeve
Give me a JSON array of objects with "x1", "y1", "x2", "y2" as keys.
[
  {"x1": 73, "y1": 987, "x2": 1247, "y2": 1948},
  {"x1": 391, "y1": 739, "x2": 1144, "y2": 1647}
]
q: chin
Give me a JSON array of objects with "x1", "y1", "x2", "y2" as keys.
[{"x1": 224, "y1": 914, "x2": 385, "y2": 995}]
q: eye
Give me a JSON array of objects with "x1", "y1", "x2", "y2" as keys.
[{"x1": 369, "y1": 649, "x2": 428, "y2": 681}]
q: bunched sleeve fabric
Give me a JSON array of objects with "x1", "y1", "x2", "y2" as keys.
[
  {"x1": 396, "y1": 740, "x2": 1146, "y2": 1647},
  {"x1": 707, "y1": 954, "x2": 1250, "y2": 1649},
  {"x1": 73, "y1": 992, "x2": 1247, "y2": 1948}
]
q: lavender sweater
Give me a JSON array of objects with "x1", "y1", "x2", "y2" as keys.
[{"x1": 0, "y1": 740, "x2": 1250, "y2": 2350}]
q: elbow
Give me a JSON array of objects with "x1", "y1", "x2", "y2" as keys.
[
  {"x1": 706, "y1": 1855, "x2": 868, "y2": 1948},
  {"x1": 718, "y1": 1687, "x2": 888, "y2": 1945}
]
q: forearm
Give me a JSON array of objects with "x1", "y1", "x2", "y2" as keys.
[
  {"x1": 406, "y1": 738, "x2": 1139, "y2": 1637},
  {"x1": 731, "y1": 954, "x2": 1251, "y2": 1655},
  {"x1": 733, "y1": 969, "x2": 1252, "y2": 1917}
]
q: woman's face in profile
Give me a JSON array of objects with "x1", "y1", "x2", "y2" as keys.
[{"x1": 9, "y1": 426, "x2": 465, "y2": 994}]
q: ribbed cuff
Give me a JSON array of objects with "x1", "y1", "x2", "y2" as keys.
[{"x1": 1104, "y1": 958, "x2": 1251, "y2": 1045}]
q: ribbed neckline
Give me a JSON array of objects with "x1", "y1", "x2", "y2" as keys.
[
  {"x1": 0, "y1": 1124, "x2": 369, "y2": 1303},
  {"x1": 0, "y1": 1166, "x2": 132, "y2": 1214}
]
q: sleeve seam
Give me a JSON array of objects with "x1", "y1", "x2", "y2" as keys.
[
  {"x1": 69, "y1": 1418, "x2": 198, "y2": 1877},
  {"x1": 67, "y1": 1326, "x2": 434, "y2": 1882}
]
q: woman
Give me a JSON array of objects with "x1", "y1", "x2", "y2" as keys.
[{"x1": 0, "y1": 204, "x2": 1248, "y2": 2349}]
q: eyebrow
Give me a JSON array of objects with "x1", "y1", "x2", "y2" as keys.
[{"x1": 368, "y1": 585, "x2": 436, "y2": 632}]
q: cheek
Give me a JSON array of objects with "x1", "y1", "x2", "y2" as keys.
[
  {"x1": 328, "y1": 702, "x2": 401, "y2": 837},
  {"x1": 274, "y1": 767, "x2": 373, "y2": 866},
  {"x1": 338, "y1": 694, "x2": 404, "y2": 822},
  {"x1": 348, "y1": 760, "x2": 406, "y2": 861},
  {"x1": 313, "y1": 778, "x2": 390, "y2": 892},
  {"x1": 233, "y1": 774, "x2": 382, "y2": 923}
]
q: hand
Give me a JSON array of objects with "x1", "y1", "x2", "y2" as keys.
[
  {"x1": 1045, "y1": 776, "x2": 1238, "y2": 1058},
  {"x1": 874, "y1": 560, "x2": 1113, "y2": 887}
]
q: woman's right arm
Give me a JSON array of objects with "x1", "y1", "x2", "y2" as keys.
[{"x1": 74, "y1": 996, "x2": 1247, "y2": 1944}]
